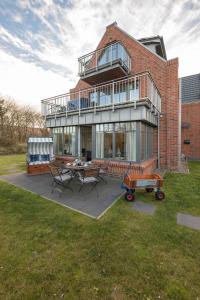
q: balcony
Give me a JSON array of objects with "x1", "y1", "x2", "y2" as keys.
[
  {"x1": 78, "y1": 42, "x2": 131, "y2": 85},
  {"x1": 41, "y1": 72, "x2": 161, "y2": 123}
]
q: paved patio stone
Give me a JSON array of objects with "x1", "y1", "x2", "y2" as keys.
[
  {"x1": 177, "y1": 213, "x2": 200, "y2": 231},
  {"x1": 132, "y1": 200, "x2": 156, "y2": 215},
  {"x1": 0, "y1": 173, "x2": 123, "y2": 219}
]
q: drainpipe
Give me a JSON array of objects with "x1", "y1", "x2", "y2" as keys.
[
  {"x1": 178, "y1": 78, "x2": 182, "y2": 169},
  {"x1": 157, "y1": 111, "x2": 160, "y2": 170}
]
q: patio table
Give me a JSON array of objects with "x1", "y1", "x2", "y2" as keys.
[{"x1": 63, "y1": 163, "x2": 98, "y2": 178}]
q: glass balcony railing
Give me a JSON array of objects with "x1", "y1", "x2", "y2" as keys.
[
  {"x1": 41, "y1": 72, "x2": 161, "y2": 117},
  {"x1": 78, "y1": 42, "x2": 131, "y2": 76}
]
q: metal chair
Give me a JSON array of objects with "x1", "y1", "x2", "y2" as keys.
[
  {"x1": 50, "y1": 160, "x2": 72, "y2": 175},
  {"x1": 49, "y1": 165, "x2": 73, "y2": 196},
  {"x1": 98, "y1": 160, "x2": 110, "y2": 183},
  {"x1": 77, "y1": 167, "x2": 100, "y2": 192}
]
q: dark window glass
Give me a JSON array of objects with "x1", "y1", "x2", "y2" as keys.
[{"x1": 104, "y1": 132, "x2": 113, "y2": 158}]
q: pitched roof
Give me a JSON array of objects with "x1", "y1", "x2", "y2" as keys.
[{"x1": 105, "y1": 22, "x2": 167, "y2": 62}]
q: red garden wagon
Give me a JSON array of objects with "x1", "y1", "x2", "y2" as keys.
[{"x1": 121, "y1": 170, "x2": 165, "y2": 201}]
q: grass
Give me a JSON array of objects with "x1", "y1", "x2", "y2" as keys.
[
  {"x1": 0, "y1": 157, "x2": 200, "y2": 299},
  {"x1": 0, "y1": 154, "x2": 26, "y2": 175}
]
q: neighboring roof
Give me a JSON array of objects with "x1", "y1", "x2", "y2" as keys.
[
  {"x1": 180, "y1": 73, "x2": 200, "y2": 103},
  {"x1": 138, "y1": 35, "x2": 167, "y2": 60}
]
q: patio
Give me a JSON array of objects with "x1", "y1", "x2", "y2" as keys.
[{"x1": 0, "y1": 173, "x2": 123, "y2": 219}]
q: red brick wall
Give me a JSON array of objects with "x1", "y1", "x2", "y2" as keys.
[
  {"x1": 72, "y1": 23, "x2": 180, "y2": 170},
  {"x1": 181, "y1": 102, "x2": 200, "y2": 159},
  {"x1": 93, "y1": 157, "x2": 157, "y2": 177}
]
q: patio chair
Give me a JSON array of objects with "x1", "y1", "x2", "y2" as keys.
[
  {"x1": 49, "y1": 165, "x2": 73, "y2": 196},
  {"x1": 98, "y1": 160, "x2": 110, "y2": 183},
  {"x1": 77, "y1": 167, "x2": 100, "y2": 192},
  {"x1": 50, "y1": 160, "x2": 72, "y2": 175}
]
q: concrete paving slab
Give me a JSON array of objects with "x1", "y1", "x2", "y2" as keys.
[
  {"x1": 0, "y1": 173, "x2": 122, "y2": 219},
  {"x1": 132, "y1": 200, "x2": 156, "y2": 215},
  {"x1": 177, "y1": 213, "x2": 200, "y2": 231}
]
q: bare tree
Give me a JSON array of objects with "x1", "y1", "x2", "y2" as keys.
[{"x1": 0, "y1": 96, "x2": 49, "y2": 147}]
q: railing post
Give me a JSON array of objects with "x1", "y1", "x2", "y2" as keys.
[
  {"x1": 94, "y1": 88, "x2": 96, "y2": 115},
  {"x1": 65, "y1": 96, "x2": 68, "y2": 118},
  {"x1": 111, "y1": 44, "x2": 113, "y2": 66},
  {"x1": 112, "y1": 81, "x2": 115, "y2": 112},
  {"x1": 79, "y1": 91, "x2": 81, "y2": 116},
  {"x1": 134, "y1": 76, "x2": 137, "y2": 109},
  {"x1": 54, "y1": 98, "x2": 57, "y2": 124},
  {"x1": 96, "y1": 51, "x2": 98, "y2": 71}
]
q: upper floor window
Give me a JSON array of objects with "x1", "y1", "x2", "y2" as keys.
[{"x1": 97, "y1": 42, "x2": 130, "y2": 70}]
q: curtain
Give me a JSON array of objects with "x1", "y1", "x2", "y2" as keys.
[
  {"x1": 126, "y1": 131, "x2": 136, "y2": 161},
  {"x1": 96, "y1": 132, "x2": 104, "y2": 159},
  {"x1": 71, "y1": 132, "x2": 76, "y2": 156}
]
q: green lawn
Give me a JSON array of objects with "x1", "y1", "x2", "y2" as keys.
[
  {"x1": 0, "y1": 154, "x2": 26, "y2": 175},
  {"x1": 0, "y1": 157, "x2": 200, "y2": 299}
]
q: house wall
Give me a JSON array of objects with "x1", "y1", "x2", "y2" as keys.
[
  {"x1": 71, "y1": 23, "x2": 180, "y2": 170},
  {"x1": 181, "y1": 101, "x2": 200, "y2": 159}
]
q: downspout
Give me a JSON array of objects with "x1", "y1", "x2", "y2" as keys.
[
  {"x1": 178, "y1": 78, "x2": 182, "y2": 169},
  {"x1": 157, "y1": 111, "x2": 160, "y2": 169}
]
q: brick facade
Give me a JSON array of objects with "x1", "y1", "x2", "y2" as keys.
[
  {"x1": 71, "y1": 23, "x2": 180, "y2": 171},
  {"x1": 181, "y1": 102, "x2": 200, "y2": 159}
]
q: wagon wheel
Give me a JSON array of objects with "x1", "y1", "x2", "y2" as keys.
[
  {"x1": 125, "y1": 192, "x2": 135, "y2": 202},
  {"x1": 155, "y1": 191, "x2": 165, "y2": 201},
  {"x1": 146, "y1": 187, "x2": 154, "y2": 193}
]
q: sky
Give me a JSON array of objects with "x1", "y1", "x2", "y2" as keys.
[{"x1": 0, "y1": 0, "x2": 199, "y2": 111}]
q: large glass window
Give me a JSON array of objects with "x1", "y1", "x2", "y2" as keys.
[
  {"x1": 63, "y1": 126, "x2": 76, "y2": 156},
  {"x1": 52, "y1": 127, "x2": 63, "y2": 155},
  {"x1": 96, "y1": 124, "x2": 104, "y2": 159},
  {"x1": 96, "y1": 122, "x2": 136, "y2": 161},
  {"x1": 98, "y1": 42, "x2": 129, "y2": 69},
  {"x1": 141, "y1": 123, "x2": 153, "y2": 161},
  {"x1": 104, "y1": 124, "x2": 113, "y2": 158},
  {"x1": 89, "y1": 80, "x2": 140, "y2": 107},
  {"x1": 125, "y1": 122, "x2": 136, "y2": 161},
  {"x1": 96, "y1": 124, "x2": 113, "y2": 159},
  {"x1": 115, "y1": 123, "x2": 126, "y2": 159},
  {"x1": 52, "y1": 126, "x2": 76, "y2": 156}
]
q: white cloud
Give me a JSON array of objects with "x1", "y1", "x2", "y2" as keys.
[
  {"x1": 0, "y1": 49, "x2": 77, "y2": 110},
  {"x1": 0, "y1": 0, "x2": 199, "y2": 110}
]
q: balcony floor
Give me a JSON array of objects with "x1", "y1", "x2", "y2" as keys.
[{"x1": 80, "y1": 60, "x2": 129, "y2": 85}]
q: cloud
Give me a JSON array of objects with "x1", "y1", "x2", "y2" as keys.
[
  {"x1": 0, "y1": 0, "x2": 199, "y2": 108},
  {"x1": 0, "y1": 49, "x2": 76, "y2": 110}
]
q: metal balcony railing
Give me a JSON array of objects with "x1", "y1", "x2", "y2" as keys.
[
  {"x1": 41, "y1": 72, "x2": 161, "y2": 118},
  {"x1": 78, "y1": 42, "x2": 131, "y2": 76}
]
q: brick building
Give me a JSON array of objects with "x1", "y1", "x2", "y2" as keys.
[
  {"x1": 41, "y1": 22, "x2": 180, "y2": 174},
  {"x1": 180, "y1": 73, "x2": 200, "y2": 160}
]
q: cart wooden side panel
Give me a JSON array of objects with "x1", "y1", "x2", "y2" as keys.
[{"x1": 123, "y1": 173, "x2": 164, "y2": 189}]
